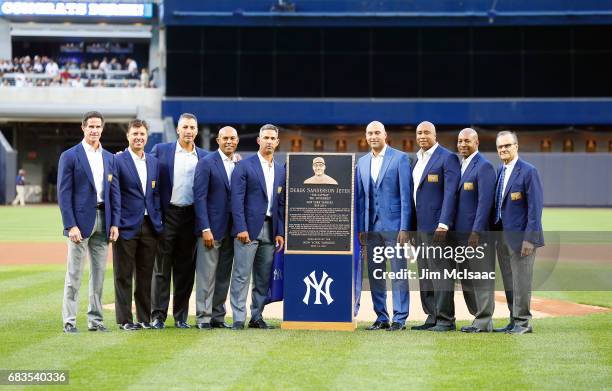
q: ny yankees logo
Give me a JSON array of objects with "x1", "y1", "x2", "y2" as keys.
[
  {"x1": 273, "y1": 268, "x2": 283, "y2": 281},
  {"x1": 303, "y1": 270, "x2": 334, "y2": 305}
]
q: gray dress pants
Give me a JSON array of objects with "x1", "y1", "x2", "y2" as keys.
[
  {"x1": 230, "y1": 221, "x2": 275, "y2": 323},
  {"x1": 497, "y1": 235, "x2": 536, "y2": 327},
  {"x1": 195, "y1": 234, "x2": 234, "y2": 324},
  {"x1": 62, "y1": 209, "x2": 108, "y2": 328}
]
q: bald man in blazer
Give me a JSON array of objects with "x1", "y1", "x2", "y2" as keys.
[
  {"x1": 356, "y1": 121, "x2": 413, "y2": 331},
  {"x1": 411, "y1": 121, "x2": 460, "y2": 332}
]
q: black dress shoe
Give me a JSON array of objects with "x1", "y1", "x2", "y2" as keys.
[
  {"x1": 493, "y1": 324, "x2": 514, "y2": 333},
  {"x1": 231, "y1": 321, "x2": 245, "y2": 330},
  {"x1": 248, "y1": 318, "x2": 275, "y2": 329},
  {"x1": 386, "y1": 322, "x2": 406, "y2": 331},
  {"x1": 63, "y1": 323, "x2": 77, "y2": 333},
  {"x1": 88, "y1": 324, "x2": 108, "y2": 332},
  {"x1": 211, "y1": 320, "x2": 232, "y2": 329},
  {"x1": 174, "y1": 321, "x2": 191, "y2": 329},
  {"x1": 411, "y1": 323, "x2": 436, "y2": 331},
  {"x1": 365, "y1": 321, "x2": 390, "y2": 330},
  {"x1": 151, "y1": 319, "x2": 165, "y2": 329},
  {"x1": 506, "y1": 325, "x2": 533, "y2": 335},
  {"x1": 138, "y1": 322, "x2": 152, "y2": 329},
  {"x1": 196, "y1": 323, "x2": 213, "y2": 330},
  {"x1": 460, "y1": 326, "x2": 482, "y2": 333},
  {"x1": 428, "y1": 324, "x2": 456, "y2": 332}
]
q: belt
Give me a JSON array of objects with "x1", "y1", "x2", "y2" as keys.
[
  {"x1": 96, "y1": 203, "x2": 105, "y2": 210},
  {"x1": 264, "y1": 216, "x2": 272, "y2": 222},
  {"x1": 169, "y1": 204, "x2": 193, "y2": 210}
]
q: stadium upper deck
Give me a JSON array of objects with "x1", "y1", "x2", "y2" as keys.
[{"x1": 161, "y1": 0, "x2": 612, "y2": 126}]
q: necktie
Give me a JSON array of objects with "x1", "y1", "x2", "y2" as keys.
[{"x1": 495, "y1": 166, "x2": 506, "y2": 223}]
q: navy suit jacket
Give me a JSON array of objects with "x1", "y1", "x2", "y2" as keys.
[
  {"x1": 230, "y1": 154, "x2": 286, "y2": 240},
  {"x1": 454, "y1": 152, "x2": 496, "y2": 233},
  {"x1": 413, "y1": 144, "x2": 461, "y2": 232},
  {"x1": 150, "y1": 141, "x2": 207, "y2": 214},
  {"x1": 193, "y1": 150, "x2": 233, "y2": 239},
  {"x1": 115, "y1": 149, "x2": 163, "y2": 240},
  {"x1": 57, "y1": 142, "x2": 120, "y2": 239},
  {"x1": 495, "y1": 158, "x2": 545, "y2": 253},
  {"x1": 356, "y1": 146, "x2": 413, "y2": 232}
]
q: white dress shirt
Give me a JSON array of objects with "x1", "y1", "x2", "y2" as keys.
[
  {"x1": 370, "y1": 144, "x2": 387, "y2": 183},
  {"x1": 170, "y1": 142, "x2": 199, "y2": 206},
  {"x1": 461, "y1": 150, "x2": 478, "y2": 177},
  {"x1": 412, "y1": 142, "x2": 448, "y2": 230},
  {"x1": 502, "y1": 155, "x2": 519, "y2": 196},
  {"x1": 258, "y1": 152, "x2": 275, "y2": 217},
  {"x1": 203, "y1": 149, "x2": 238, "y2": 233},
  {"x1": 412, "y1": 142, "x2": 439, "y2": 203},
  {"x1": 129, "y1": 148, "x2": 148, "y2": 215},
  {"x1": 81, "y1": 140, "x2": 104, "y2": 203},
  {"x1": 218, "y1": 148, "x2": 237, "y2": 184}
]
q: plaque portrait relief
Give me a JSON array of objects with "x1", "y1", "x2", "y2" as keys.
[
  {"x1": 286, "y1": 153, "x2": 354, "y2": 254},
  {"x1": 303, "y1": 157, "x2": 338, "y2": 185}
]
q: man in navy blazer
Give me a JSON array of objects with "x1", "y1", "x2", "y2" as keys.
[
  {"x1": 58, "y1": 111, "x2": 120, "y2": 333},
  {"x1": 454, "y1": 128, "x2": 497, "y2": 333},
  {"x1": 150, "y1": 113, "x2": 207, "y2": 329},
  {"x1": 493, "y1": 131, "x2": 544, "y2": 335},
  {"x1": 229, "y1": 124, "x2": 285, "y2": 330},
  {"x1": 113, "y1": 119, "x2": 163, "y2": 331},
  {"x1": 411, "y1": 121, "x2": 461, "y2": 332},
  {"x1": 193, "y1": 126, "x2": 239, "y2": 329},
  {"x1": 356, "y1": 121, "x2": 413, "y2": 331}
]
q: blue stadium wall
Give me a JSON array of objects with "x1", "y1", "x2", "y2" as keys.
[
  {"x1": 161, "y1": 0, "x2": 612, "y2": 126},
  {"x1": 160, "y1": 0, "x2": 612, "y2": 206},
  {"x1": 161, "y1": 0, "x2": 612, "y2": 27}
]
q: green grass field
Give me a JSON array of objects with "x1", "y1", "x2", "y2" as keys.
[{"x1": 0, "y1": 206, "x2": 611, "y2": 389}]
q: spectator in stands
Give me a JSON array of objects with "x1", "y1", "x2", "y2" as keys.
[
  {"x1": 150, "y1": 67, "x2": 159, "y2": 88},
  {"x1": 33, "y1": 56, "x2": 44, "y2": 73},
  {"x1": 12, "y1": 168, "x2": 27, "y2": 206},
  {"x1": 99, "y1": 57, "x2": 108, "y2": 72},
  {"x1": 126, "y1": 57, "x2": 138, "y2": 78},
  {"x1": 20, "y1": 55, "x2": 31, "y2": 73},
  {"x1": 47, "y1": 166, "x2": 57, "y2": 203},
  {"x1": 79, "y1": 63, "x2": 89, "y2": 79},
  {"x1": 0, "y1": 60, "x2": 10, "y2": 73},
  {"x1": 45, "y1": 59, "x2": 59, "y2": 78},
  {"x1": 1, "y1": 55, "x2": 154, "y2": 88},
  {"x1": 110, "y1": 57, "x2": 121, "y2": 71},
  {"x1": 60, "y1": 67, "x2": 71, "y2": 83},
  {"x1": 140, "y1": 68, "x2": 149, "y2": 87}
]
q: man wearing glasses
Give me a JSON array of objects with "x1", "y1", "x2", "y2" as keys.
[{"x1": 493, "y1": 131, "x2": 544, "y2": 335}]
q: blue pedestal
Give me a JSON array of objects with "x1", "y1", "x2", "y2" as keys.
[{"x1": 282, "y1": 253, "x2": 355, "y2": 331}]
